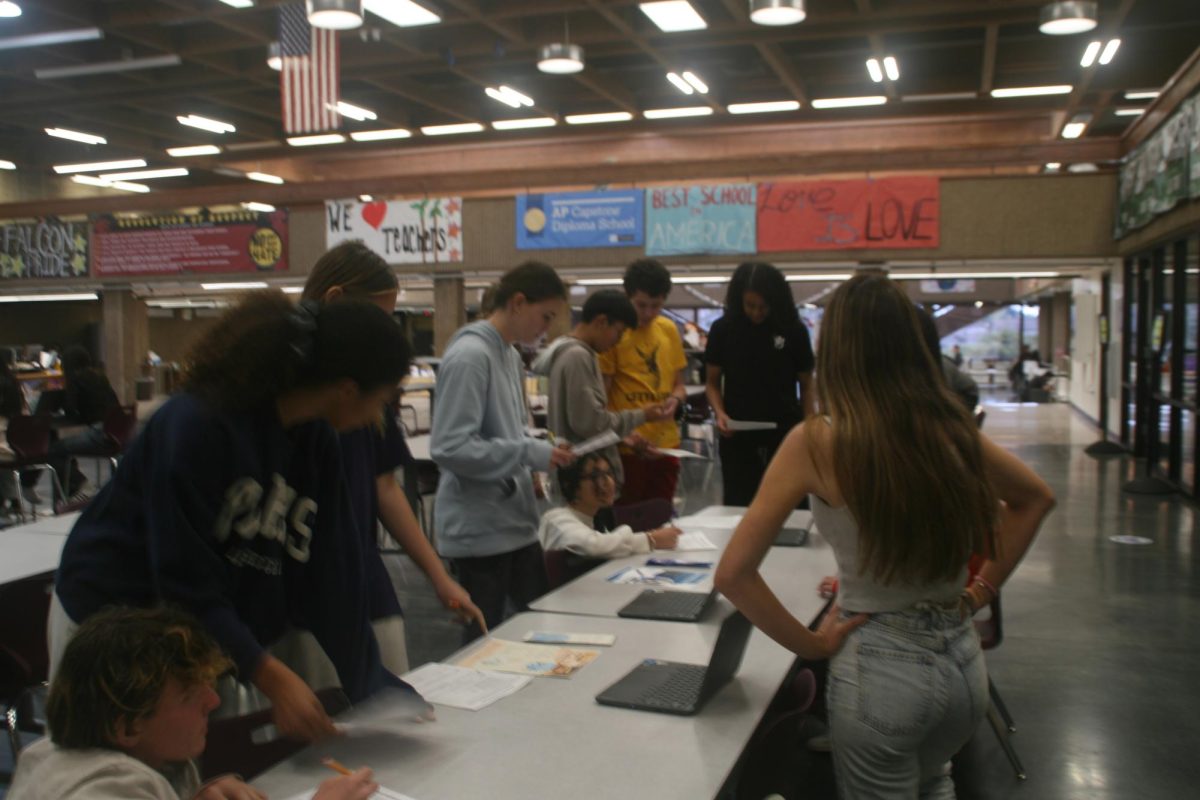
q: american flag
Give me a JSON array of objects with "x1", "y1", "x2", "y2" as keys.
[{"x1": 279, "y1": 3, "x2": 340, "y2": 134}]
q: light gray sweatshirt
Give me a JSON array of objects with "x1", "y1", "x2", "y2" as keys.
[
  {"x1": 432, "y1": 321, "x2": 554, "y2": 558},
  {"x1": 8, "y1": 738, "x2": 201, "y2": 800},
  {"x1": 531, "y1": 335, "x2": 646, "y2": 485}
]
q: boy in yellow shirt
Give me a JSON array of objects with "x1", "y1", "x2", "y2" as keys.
[{"x1": 599, "y1": 259, "x2": 689, "y2": 505}]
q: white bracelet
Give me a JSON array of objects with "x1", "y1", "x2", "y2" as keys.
[{"x1": 646, "y1": 532, "x2": 655, "y2": 551}]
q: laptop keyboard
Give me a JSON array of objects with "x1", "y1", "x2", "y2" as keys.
[
  {"x1": 637, "y1": 664, "x2": 707, "y2": 710},
  {"x1": 620, "y1": 590, "x2": 712, "y2": 621}
]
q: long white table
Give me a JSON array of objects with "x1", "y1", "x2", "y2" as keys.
[
  {"x1": 254, "y1": 608, "x2": 798, "y2": 800},
  {"x1": 529, "y1": 506, "x2": 835, "y2": 621},
  {"x1": 0, "y1": 529, "x2": 68, "y2": 585}
]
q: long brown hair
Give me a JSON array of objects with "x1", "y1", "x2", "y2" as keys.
[
  {"x1": 302, "y1": 241, "x2": 398, "y2": 302},
  {"x1": 818, "y1": 274, "x2": 997, "y2": 584}
]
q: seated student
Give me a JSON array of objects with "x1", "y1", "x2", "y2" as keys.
[
  {"x1": 48, "y1": 345, "x2": 120, "y2": 498},
  {"x1": 539, "y1": 453, "x2": 681, "y2": 561},
  {"x1": 9, "y1": 606, "x2": 376, "y2": 800}
]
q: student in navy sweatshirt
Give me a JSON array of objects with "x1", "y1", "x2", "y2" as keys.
[
  {"x1": 432, "y1": 261, "x2": 575, "y2": 642},
  {"x1": 303, "y1": 242, "x2": 484, "y2": 674},
  {"x1": 53, "y1": 292, "x2": 411, "y2": 743}
]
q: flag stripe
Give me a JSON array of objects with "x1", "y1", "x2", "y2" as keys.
[{"x1": 279, "y1": 3, "x2": 339, "y2": 134}]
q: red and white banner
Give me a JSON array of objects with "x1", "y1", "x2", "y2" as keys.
[
  {"x1": 757, "y1": 177, "x2": 940, "y2": 251},
  {"x1": 279, "y1": 3, "x2": 339, "y2": 134},
  {"x1": 91, "y1": 210, "x2": 289, "y2": 276}
]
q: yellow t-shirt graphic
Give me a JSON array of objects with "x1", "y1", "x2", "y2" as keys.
[{"x1": 599, "y1": 316, "x2": 687, "y2": 448}]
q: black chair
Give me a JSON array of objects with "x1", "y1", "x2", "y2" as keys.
[
  {"x1": 1, "y1": 572, "x2": 54, "y2": 773},
  {"x1": 975, "y1": 592, "x2": 1026, "y2": 780},
  {"x1": 612, "y1": 497, "x2": 674, "y2": 532}
]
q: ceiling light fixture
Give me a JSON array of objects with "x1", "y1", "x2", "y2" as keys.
[
  {"x1": 53, "y1": 159, "x2": 146, "y2": 174},
  {"x1": 358, "y1": 194, "x2": 373, "y2": 202},
  {"x1": 247, "y1": 171, "x2": 285, "y2": 184},
  {"x1": 307, "y1": 0, "x2": 363, "y2": 30},
  {"x1": 866, "y1": 58, "x2": 883, "y2": 83},
  {"x1": 1124, "y1": 90, "x2": 1159, "y2": 100},
  {"x1": 349, "y1": 128, "x2": 412, "y2": 141},
  {"x1": 643, "y1": 106, "x2": 713, "y2": 119},
  {"x1": 202, "y1": 280, "x2": 270, "y2": 290},
  {"x1": 0, "y1": 2, "x2": 21, "y2": 18},
  {"x1": 667, "y1": 72, "x2": 694, "y2": 94},
  {"x1": 1098, "y1": 38, "x2": 1120, "y2": 65},
  {"x1": 35, "y1": 54, "x2": 181, "y2": 80},
  {"x1": 990, "y1": 84, "x2": 1072, "y2": 98},
  {"x1": 240, "y1": 203, "x2": 276, "y2": 213},
  {"x1": 891, "y1": 271, "x2": 1062, "y2": 280},
  {"x1": 1080, "y1": 40, "x2": 1101, "y2": 67},
  {"x1": 98, "y1": 168, "x2": 188, "y2": 181},
  {"x1": 883, "y1": 56, "x2": 899, "y2": 81},
  {"x1": 537, "y1": 42, "x2": 584, "y2": 74},
  {"x1": 681, "y1": 71, "x2": 708, "y2": 93},
  {"x1": 0, "y1": 160, "x2": 14, "y2": 170},
  {"x1": 492, "y1": 117, "x2": 557, "y2": 130},
  {"x1": 177, "y1": 114, "x2": 236, "y2": 134},
  {"x1": 0, "y1": 293, "x2": 100, "y2": 304},
  {"x1": 0, "y1": 27, "x2": 102, "y2": 51},
  {"x1": 332, "y1": 100, "x2": 377, "y2": 120},
  {"x1": 727, "y1": 100, "x2": 800, "y2": 114},
  {"x1": 363, "y1": 0, "x2": 440, "y2": 27},
  {"x1": 166, "y1": 144, "x2": 221, "y2": 157},
  {"x1": 1045, "y1": 162, "x2": 1062, "y2": 171},
  {"x1": 1061, "y1": 120, "x2": 1088, "y2": 139},
  {"x1": 902, "y1": 91, "x2": 977, "y2": 102},
  {"x1": 638, "y1": 1, "x2": 706, "y2": 32},
  {"x1": 1038, "y1": 2, "x2": 1098, "y2": 35},
  {"x1": 1113, "y1": 108, "x2": 1144, "y2": 116},
  {"x1": 45, "y1": 127, "x2": 107, "y2": 145},
  {"x1": 286, "y1": 133, "x2": 347, "y2": 146},
  {"x1": 420, "y1": 122, "x2": 485, "y2": 136},
  {"x1": 811, "y1": 95, "x2": 887, "y2": 109},
  {"x1": 785, "y1": 273, "x2": 854, "y2": 282},
  {"x1": 565, "y1": 111, "x2": 634, "y2": 125},
  {"x1": 485, "y1": 86, "x2": 534, "y2": 108},
  {"x1": 267, "y1": 41, "x2": 282, "y2": 71},
  {"x1": 749, "y1": 0, "x2": 805, "y2": 26},
  {"x1": 218, "y1": 0, "x2": 255, "y2": 8},
  {"x1": 71, "y1": 174, "x2": 150, "y2": 192}
]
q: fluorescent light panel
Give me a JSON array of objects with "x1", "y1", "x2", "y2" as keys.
[
  {"x1": 883, "y1": 56, "x2": 899, "y2": 81},
  {"x1": 350, "y1": 128, "x2": 412, "y2": 141},
  {"x1": 98, "y1": 168, "x2": 188, "y2": 180},
  {"x1": 46, "y1": 127, "x2": 106, "y2": 145},
  {"x1": 681, "y1": 71, "x2": 708, "y2": 93},
  {"x1": 644, "y1": 106, "x2": 712, "y2": 119},
  {"x1": 903, "y1": 92, "x2": 977, "y2": 102},
  {"x1": 54, "y1": 158, "x2": 146, "y2": 174},
  {"x1": 35, "y1": 54, "x2": 181, "y2": 80},
  {"x1": 218, "y1": 0, "x2": 254, "y2": 7},
  {"x1": 639, "y1": 1, "x2": 707, "y2": 32},
  {"x1": 666, "y1": 72, "x2": 694, "y2": 95},
  {"x1": 0, "y1": 293, "x2": 100, "y2": 303},
  {"x1": 485, "y1": 86, "x2": 534, "y2": 108},
  {"x1": 0, "y1": 159, "x2": 15, "y2": 170},
  {"x1": 727, "y1": 100, "x2": 800, "y2": 114},
  {"x1": 0, "y1": 27, "x2": 102, "y2": 51},
  {"x1": 166, "y1": 144, "x2": 221, "y2": 157},
  {"x1": 1062, "y1": 121, "x2": 1087, "y2": 139},
  {"x1": 70, "y1": 175, "x2": 149, "y2": 193},
  {"x1": 1045, "y1": 162, "x2": 1062, "y2": 171},
  {"x1": 1124, "y1": 90, "x2": 1159, "y2": 100},
  {"x1": 247, "y1": 172, "x2": 284, "y2": 184},
  {"x1": 811, "y1": 95, "x2": 886, "y2": 109},
  {"x1": 492, "y1": 117, "x2": 557, "y2": 130},
  {"x1": 202, "y1": 281, "x2": 269, "y2": 290},
  {"x1": 287, "y1": 133, "x2": 346, "y2": 146},
  {"x1": 177, "y1": 114, "x2": 235, "y2": 134},
  {"x1": 672, "y1": 275, "x2": 729, "y2": 284},
  {"x1": 891, "y1": 271, "x2": 1061, "y2": 279},
  {"x1": 363, "y1": 0, "x2": 441, "y2": 27},
  {"x1": 420, "y1": 122, "x2": 485, "y2": 136},
  {"x1": 0, "y1": 1, "x2": 20, "y2": 18},
  {"x1": 1114, "y1": 108, "x2": 1144, "y2": 116},
  {"x1": 241, "y1": 202, "x2": 275, "y2": 212},
  {"x1": 990, "y1": 85, "x2": 1072, "y2": 98},
  {"x1": 1080, "y1": 41, "x2": 1101, "y2": 68},
  {"x1": 1098, "y1": 38, "x2": 1120, "y2": 65},
  {"x1": 866, "y1": 58, "x2": 883, "y2": 83},
  {"x1": 575, "y1": 278, "x2": 625, "y2": 286},
  {"x1": 565, "y1": 111, "x2": 633, "y2": 125},
  {"x1": 333, "y1": 100, "x2": 377, "y2": 121},
  {"x1": 785, "y1": 273, "x2": 854, "y2": 282}
]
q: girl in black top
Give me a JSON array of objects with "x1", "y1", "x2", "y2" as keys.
[{"x1": 705, "y1": 262, "x2": 816, "y2": 506}]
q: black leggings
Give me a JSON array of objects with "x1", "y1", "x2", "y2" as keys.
[{"x1": 451, "y1": 542, "x2": 548, "y2": 644}]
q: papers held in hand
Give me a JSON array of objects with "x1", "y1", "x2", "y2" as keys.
[
  {"x1": 726, "y1": 419, "x2": 777, "y2": 431},
  {"x1": 569, "y1": 430, "x2": 621, "y2": 456}
]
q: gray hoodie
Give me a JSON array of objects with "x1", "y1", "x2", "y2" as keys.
[
  {"x1": 432, "y1": 321, "x2": 554, "y2": 558},
  {"x1": 8, "y1": 738, "x2": 200, "y2": 800},
  {"x1": 532, "y1": 335, "x2": 645, "y2": 485}
]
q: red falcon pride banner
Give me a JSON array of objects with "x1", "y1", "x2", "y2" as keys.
[
  {"x1": 757, "y1": 177, "x2": 939, "y2": 251},
  {"x1": 92, "y1": 209, "x2": 289, "y2": 276}
]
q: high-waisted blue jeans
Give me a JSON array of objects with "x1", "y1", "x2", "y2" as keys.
[{"x1": 827, "y1": 604, "x2": 987, "y2": 799}]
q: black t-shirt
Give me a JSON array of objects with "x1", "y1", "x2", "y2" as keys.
[{"x1": 705, "y1": 315, "x2": 815, "y2": 427}]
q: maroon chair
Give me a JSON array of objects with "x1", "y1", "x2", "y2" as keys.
[
  {"x1": 70, "y1": 403, "x2": 138, "y2": 485},
  {"x1": 975, "y1": 592, "x2": 1026, "y2": 780},
  {"x1": 612, "y1": 497, "x2": 674, "y2": 532},
  {"x1": 0, "y1": 416, "x2": 64, "y2": 520}
]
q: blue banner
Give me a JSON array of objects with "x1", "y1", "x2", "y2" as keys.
[
  {"x1": 645, "y1": 183, "x2": 757, "y2": 256},
  {"x1": 516, "y1": 190, "x2": 644, "y2": 250}
]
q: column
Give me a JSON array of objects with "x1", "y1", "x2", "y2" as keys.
[
  {"x1": 101, "y1": 288, "x2": 148, "y2": 404},
  {"x1": 433, "y1": 273, "x2": 465, "y2": 356}
]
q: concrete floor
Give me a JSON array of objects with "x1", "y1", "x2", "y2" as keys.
[{"x1": 5, "y1": 401, "x2": 1199, "y2": 798}]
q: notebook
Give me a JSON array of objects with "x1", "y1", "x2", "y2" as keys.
[
  {"x1": 617, "y1": 588, "x2": 715, "y2": 622},
  {"x1": 595, "y1": 611, "x2": 753, "y2": 716}
]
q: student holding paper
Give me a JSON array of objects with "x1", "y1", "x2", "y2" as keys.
[
  {"x1": 705, "y1": 262, "x2": 815, "y2": 506},
  {"x1": 533, "y1": 289, "x2": 671, "y2": 490},
  {"x1": 539, "y1": 452, "x2": 681, "y2": 563}
]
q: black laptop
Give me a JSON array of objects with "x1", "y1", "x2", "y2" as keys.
[
  {"x1": 617, "y1": 588, "x2": 715, "y2": 623},
  {"x1": 595, "y1": 610, "x2": 753, "y2": 716},
  {"x1": 773, "y1": 511, "x2": 813, "y2": 547}
]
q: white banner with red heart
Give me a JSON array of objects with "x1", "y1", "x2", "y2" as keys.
[{"x1": 325, "y1": 197, "x2": 463, "y2": 264}]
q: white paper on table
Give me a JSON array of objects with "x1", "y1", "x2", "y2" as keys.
[
  {"x1": 675, "y1": 514, "x2": 743, "y2": 530},
  {"x1": 399, "y1": 662, "x2": 531, "y2": 711},
  {"x1": 675, "y1": 531, "x2": 718, "y2": 551},
  {"x1": 726, "y1": 419, "x2": 778, "y2": 431},
  {"x1": 569, "y1": 429, "x2": 621, "y2": 456},
  {"x1": 655, "y1": 447, "x2": 704, "y2": 459},
  {"x1": 282, "y1": 787, "x2": 417, "y2": 800}
]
